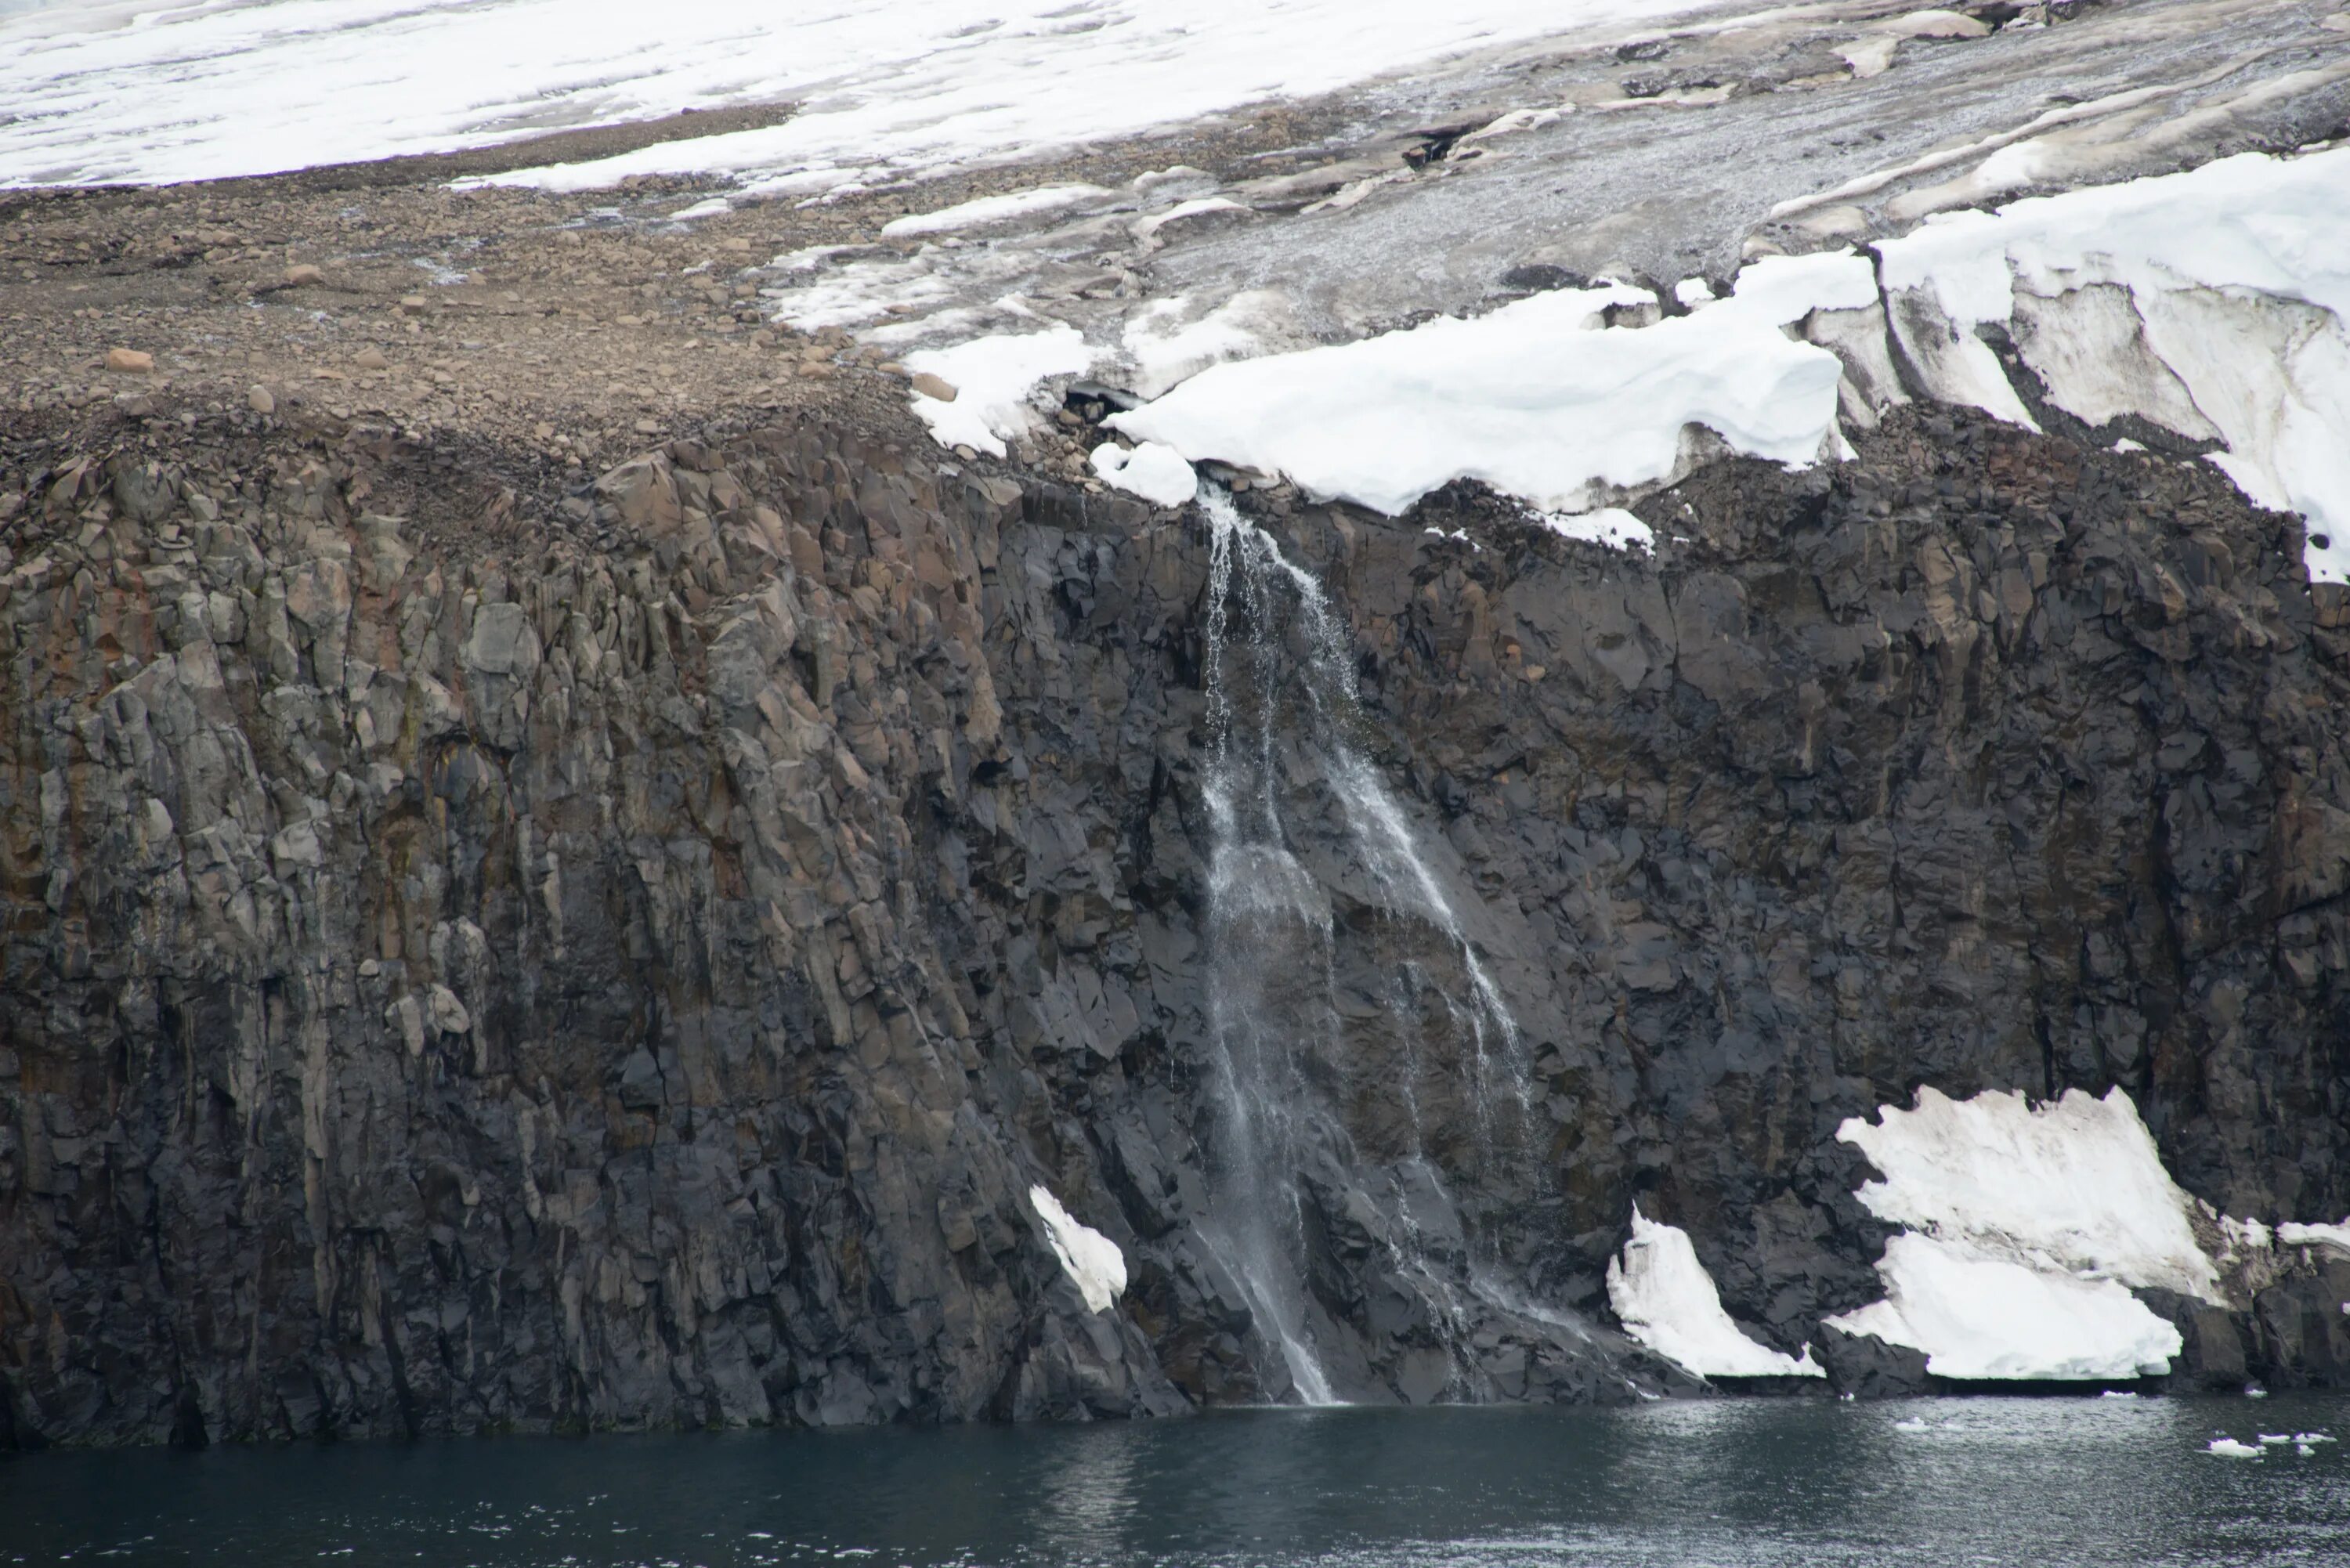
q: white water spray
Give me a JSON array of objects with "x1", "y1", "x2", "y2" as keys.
[{"x1": 1190, "y1": 489, "x2": 1531, "y2": 1404}]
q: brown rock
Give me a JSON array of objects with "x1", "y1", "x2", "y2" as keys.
[
  {"x1": 284, "y1": 263, "x2": 324, "y2": 287},
  {"x1": 399, "y1": 295, "x2": 428, "y2": 315},
  {"x1": 909, "y1": 372, "x2": 959, "y2": 403},
  {"x1": 353, "y1": 348, "x2": 389, "y2": 370},
  {"x1": 104, "y1": 348, "x2": 154, "y2": 374},
  {"x1": 247, "y1": 385, "x2": 276, "y2": 414}
]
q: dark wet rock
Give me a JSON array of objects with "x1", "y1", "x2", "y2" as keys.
[
  {"x1": 2, "y1": 400, "x2": 2347, "y2": 1445},
  {"x1": 1816, "y1": 1324, "x2": 1931, "y2": 1399}
]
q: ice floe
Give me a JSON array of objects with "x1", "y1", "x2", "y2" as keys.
[
  {"x1": 1028, "y1": 1184, "x2": 1126, "y2": 1314},
  {"x1": 2208, "y1": 1436, "x2": 2264, "y2": 1458},
  {"x1": 1607, "y1": 1206, "x2": 1824, "y2": 1379}
]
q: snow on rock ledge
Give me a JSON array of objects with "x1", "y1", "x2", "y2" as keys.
[
  {"x1": 1028, "y1": 1185, "x2": 1126, "y2": 1314},
  {"x1": 1875, "y1": 146, "x2": 2350, "y2": 581},
  {"x1": 902, "y1": 327, "x2": 1095, "y2": 458},
  {"x1": 1607, "y1": 1206, "x2": 1824, "y2": 1378},
  {"x1": 1090, "y1": 440, "x2": 1198, "y2": 508},
  {"x1": 1110, "y1": 254, "x2": 1876, "y2": 519},
  {"x1": 1839, "y1": 1086, "x2": 2223, "y2": 1304},
  {"x1": 1828, "y1": 1234, "x2": 2183, "y2": 1381}
]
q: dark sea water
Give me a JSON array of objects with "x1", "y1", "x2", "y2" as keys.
[{"x1": 3, "y1": 1394, "x2": 2347, "y2": 1567}]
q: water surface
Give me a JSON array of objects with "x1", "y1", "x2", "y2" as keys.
[{"x1": 4, "y1": 1394, "x2": 2346, "y2": 1566}]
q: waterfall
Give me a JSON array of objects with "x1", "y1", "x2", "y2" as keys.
[{"x1": 1190, "y1": 489, "x2": 1532, "y2": 1405}]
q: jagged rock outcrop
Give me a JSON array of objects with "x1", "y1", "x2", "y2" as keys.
[{"x1": 2, "y1": 399, "x2": 2346, "y2": 1445}]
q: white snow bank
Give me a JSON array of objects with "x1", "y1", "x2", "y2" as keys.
[
  {"x1": 881, "y1": 184, "x2": 1112, "y2": 239},
  {"x1": 1111, "y1": 253, "x2": 1877, "y2": 518},
  {"x1": 1875, "y1": 146, "x2": 2350, "y2": 581},
  {"x1": 901, "y1": 327, "x2": 1094, "y2": 457},
  {"x1": 1828, "y1": 1233, "x2": 2182, "y2": 1380},
  {"x1": 0, "y1": 0, "x2": 1710, "y2": 190},
  {"x1": 1542, "y1": 508, "x2": 1656, "y2": 553},
  {"x1": 1120, "y1": 290, "x2": 1301, "y2": 401},
  {"x1": 1028, "y1": 1184, "x2": 1126, "y2": 1314},
  {"x1": 1607, "y1": 1206, "x2": 1824, "y2": 1378},
  {"x1": 1838, "y1": 1086, "x2": 2222, "y2": 1303},
  {"x1": 1090, "y1": 442, "x2": 1198, "y2": 508},
  {"x1": 2277, "y1": 1220, "x2": 2350, "y2": 1255}
]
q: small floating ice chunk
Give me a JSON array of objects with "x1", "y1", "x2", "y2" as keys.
[
  {"x1": 1894, "y1": 1416, "x2": 1930, "y2": 1432},
  {"x1": 2208, "y1": 1437, "x2": 2265, "y2": 1458},
  {"x1": 1089, "y1": 440, "x2": 1197, "y2": 508},
  {"x1": 2297, "y1": 1432, "x2": 2337, "y2": 1443},
  {"x1": 902, "y1": 326, "x2": 1095, "y2": 457},
  {"x1": 1028, "y1": 1185, "x2": 1126, "y2": 1314},
  {"x1": 2259, "y1": 1433, "x2": 2294, "y2": 1445},
  {"x1": 1607, "y1": 1205, "x2": 1825, "y2": 1378}
]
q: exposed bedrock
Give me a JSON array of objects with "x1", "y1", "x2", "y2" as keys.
[{"x1": 2, "y1": 399, "x2": 2348, "y2": 1445}]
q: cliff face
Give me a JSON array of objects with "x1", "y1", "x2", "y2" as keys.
[{"x1": 4, "y1": 400, "x2": 2347, "y2": 1447}]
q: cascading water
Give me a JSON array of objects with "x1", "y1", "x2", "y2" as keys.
[{"x1": 1190, "y1": 488, "x2": 1537, "y2": 1405}]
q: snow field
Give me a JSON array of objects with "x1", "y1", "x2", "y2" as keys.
[{"x1": 0, "y1": 0, "x2": 1708, "y2": 190}]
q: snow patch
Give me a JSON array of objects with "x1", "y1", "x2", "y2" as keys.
[
  {"x1": 1028, "y1": 1185, "x2": 1126, "y2": 1314},
  {"x1": 1542, "y1": 508, "x2": 1654, "y2": 552},
  {"x1": 2277, "y1": 1219, "x2": 2350, "y2": 1255},
  {"x1": 901, "y1": 326, "x2": 1095, "y2": 457},
  {"x1": 1827, "y1": 1232, "x2": 2182, "y2": 1380},
  {"x1": 1607, "y1": 1206, "x2": 1824, "y2": 1378},
  {"x1": 1090, "y1": 441, "x2": 1197, "y2": 508},
  {"x1": 1838, "y1": 1086, "x2": 2223, "y2": 1303},
  {"x1": 1111, "y1": 253, "x2": 1875, "y2": 518},
  {"x1": 1874, "y1": 147, "x2": 2350, "y2": 581},
  {"x1": 1119, "y1": 290, "x2": 1298, "y2": 400},
  {"x1": 881, "y1": 183, "x2": 1112, "y2": 238}
]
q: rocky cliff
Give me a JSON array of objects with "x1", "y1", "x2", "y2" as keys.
[{"x1": 3, "y1": 396, "x2": 2347, "y2": 1447}]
